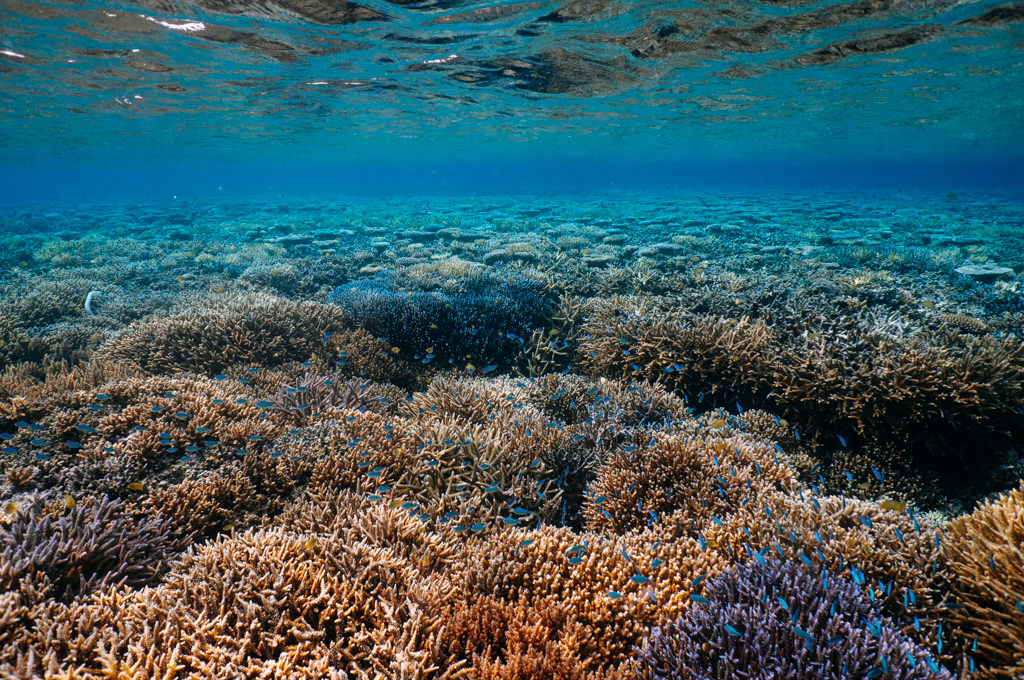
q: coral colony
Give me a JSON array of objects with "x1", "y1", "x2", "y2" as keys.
[{"x1": 0, "y1": 193, "x2": 1022, "y2": 679}]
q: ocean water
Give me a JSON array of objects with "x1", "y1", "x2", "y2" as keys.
[{"x1": 1, "y1": 1, "x2": 1023, "y2": 679}]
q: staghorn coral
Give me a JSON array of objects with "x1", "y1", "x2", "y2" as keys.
[
  {"x1": 519, "y1": 292, "x2": 587, "y2": 377},
  {"x1": 942, "y1": 481, "x2": 1024, "y2": 679},
  {"x1": 27, "y1": 527, "x2": 460, "y2": 680},
  {"x1": 309, "y1": 326, "x2": 423, "y2": 387},
  {"x1": 99, "y1": 293, "x2": 350, "y2": 375},
  {"x1": 63, "y1": 373, "x2": 294, "y2": 463},
  {"x1": 275, "y1": 488, "x2": 463, "y2": 577},
  {"x1": 577, "y1": 296, "x2": 1024, "y2": 461},
  {"x1": 458, "y1": 524, "x2": 728, "y2": 667},
  {"x1": 145, "y1": 448, "x2": 313, "y2": 539},
  {"x1": 635, "y1": 559, "x2": 952, "y2": 680},
  {"x1": 694, "y1": 491, "x2": 947, "y2": 655},
  {"x1": 271, "y1": 373, "x2": 403, "y2": 424},
  {"x1": 438, "y1": 596, "x2": 628, "y2": 680},
  {"x1": 583, "y1": 430, "x2": 797, "y2": 535},
  {"x1": 328, "y1": 270, "x2": 548, "y2": 367},
  {"x1": 0, "y1": 495, "x2": 184, "y2": 603},
  {"x1": 404, "y1": 376, "x2": 545, "y2": 426}
]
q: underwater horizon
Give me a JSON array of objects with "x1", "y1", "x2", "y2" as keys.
[{"x1": 1, "y1": 1, "x2": 1023, "y2": 679}]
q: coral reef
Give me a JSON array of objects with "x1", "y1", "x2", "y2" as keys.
[
  {"x1": 634, "y1": 560, "x2": 951, "y2": 679},
  {"x1": 99, "y1": 293, "x2": 350, "y2": 375},
  {"x1": 328, "y1": 270, "x2": 548, "y2": 367},
  {"x1": 942, "y1": 482, "x2": 1024, "y2": 679},
  {"x1": 0, "y1": 193, "x2": 1020, "y2": 680}
]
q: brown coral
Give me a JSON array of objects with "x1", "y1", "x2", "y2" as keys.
[
  {"x1": 583, "y1": 430, "x2": 797, "y2": 535},
  {"x1": 943, "y1": 482, "x2": 1024, "y2": 679},
  {"x1": 99, "y1": 293, "x2": 350, "y2": 375},
  {"x1": 458, "y1": 524, "x2": 728, "y2": 666}
]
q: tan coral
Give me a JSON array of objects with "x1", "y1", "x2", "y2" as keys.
[
  {"x1": 99, "y1": 293, "x2": 350, "y2": 375},
  {"x1": 584, "y1": 430, "x2": 797, "y2": 535},
  {"x1": 943, "y1": 482, "x2": 1024, "y2": 679},
  {"x1": 457, "y1": 525, "x2": 727, "y2": 666}
]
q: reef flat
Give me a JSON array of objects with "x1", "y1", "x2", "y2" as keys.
[{"x1": 0, "y1": 191, "x2": 1021, "y2": 679}]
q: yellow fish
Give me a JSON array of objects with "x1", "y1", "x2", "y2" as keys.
[
  {"x1": 879, "y1": 499, "x2": 907, "y2": 514},
  {"x1": 709, "y1": 418, "x2": 727, "y2": 429},
  {"x1": 127, "y1": 482, "x2": 145, "y2": 492},
  {"x1": 64, "y1": 494, "x2": 76, "y2": 509}
]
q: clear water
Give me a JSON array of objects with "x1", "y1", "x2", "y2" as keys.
[
  {"x1": 2, "y1": 0, "x2": 1023, "y2": 196},
  {"x1": 2, "y1": 4, "x2": 1024, "y2": 678}
]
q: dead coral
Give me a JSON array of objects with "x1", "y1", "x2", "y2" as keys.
[{"x1": 943, "y1": 482, "x2": 1024, "y2": 679}]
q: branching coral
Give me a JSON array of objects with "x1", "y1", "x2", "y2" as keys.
[
  {"x1": 694, "y1": 492, "x2": 946, "y2": 655},
  {"x1": 634, "y1": 560, "x2": 952, "y2": 679},
  {"x1": 437, "y1": 596, "x2": 628, "y2": 680},
  {"x1": 99, "y1": 293, "x2": 350, "y2": 375},
  {"x1": 457, "y1": 524, "x2": 728, "y2": 667},
  {"x1": 942, "y1": 481, "x2": 1024, "y2": 679},
  {"x1": 37, "y1": 527, "x2": 460, "y2": 680},
  {"x1": 577, "y1": 296, "x2": 1024, "y2": 460},
  {"x1": 583, "y1": 430, "x2": 797, "y2": 535},
  {"x1": 0, "y1": 495, "x2": 184, "y2": 603},
  {"x1": 328, "y1": 270, "x2": 548, "y2": 367},
  {"x1": 271, "y1": 373, "x2": 403, "y2": 424}
]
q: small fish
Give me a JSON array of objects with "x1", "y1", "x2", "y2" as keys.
[
  {"x1": 64, "y1": 494, "x2": 75, "y2": 509},
  {"x1": 709, "y1": 418, "x2": 727, "y2": 429},
  {"x1": 608, "y1": 591, "x2": 624, "y2": 599},
  {"x1": 304, "y1": 536, "x2": 317, "y2": 550},
  {"x1": 630, "y1": 574, "x2": 650, "y2": 584},
  {"x1": 127, "y1": 482, "x2": 145, "y2": 491},
  {"x1": 879, "y1": 499, "x2": 906, "y2": 513},
  {"x1": 870, "y1": 466, "x2": 885, "y2": 483},
  {"x1": 836, "y1": 434, "x2": 847, "y2": 447},
  {"x1": 724, "y1": 624, "x2": 743, "y2": 637},
  {"x1": 689, "y1": 594, "x2": 710, "y2": 604},
  {"x1": 76, "y1": 424, "x2": 96, "y2": 433},
  {"x1": 793, "y1": 627, "x2": 815, "y2": 642}
]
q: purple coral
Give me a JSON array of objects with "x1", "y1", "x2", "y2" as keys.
[
  {"x1": 0, "y1": 495, "x2": 185, "y2": 602},
  {"x1": 635, "y1": 559, "x2": 950, "y2": 680}
]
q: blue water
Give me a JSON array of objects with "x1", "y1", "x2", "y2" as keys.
[
  {"x1": 2, "y1": 4, "x2": 1024, "y2": 677},
  {"x1": 2, "y1": 0, "x2": 1023, "y2": 197}
]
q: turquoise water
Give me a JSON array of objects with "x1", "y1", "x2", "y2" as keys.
[
  {"x1": 2, "y1": 0, "x2": 1023, "y2": 190},
  {"x1": 2, "y1": 3, "x2": 1024, "y2": 680}
]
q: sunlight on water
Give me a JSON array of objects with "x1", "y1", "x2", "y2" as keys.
[{"x1": 1, "y1": 0, "x2": 1023, "y2": 161}]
